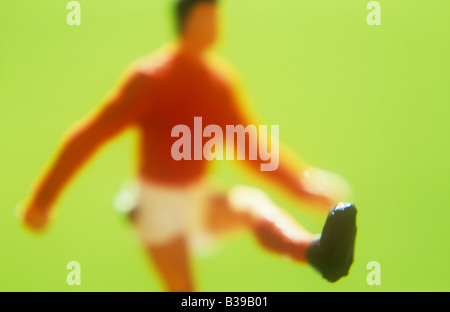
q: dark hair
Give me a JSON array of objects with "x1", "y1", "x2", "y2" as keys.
[{"x1": 175, "y1": 0, "x2": 217, "y2": 34}]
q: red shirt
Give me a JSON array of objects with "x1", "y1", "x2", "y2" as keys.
[{"x1": 29, "y1": 47, "x2": 321, "y2": 210}]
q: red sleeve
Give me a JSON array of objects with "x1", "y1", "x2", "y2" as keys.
[
  {"x1": 223, "y1": 82, "x2": 333, "y2": 209},
  {"x1": 28, "y1": 69, "x2": 154, "y2": 210}
]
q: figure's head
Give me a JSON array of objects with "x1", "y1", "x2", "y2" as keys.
[{"x1": 175, "y1": 0, "x2": 219, "y2": 52}]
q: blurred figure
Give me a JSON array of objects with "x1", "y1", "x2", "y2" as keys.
[{"x1": 19, "y1": 0, "x2": 357, "y2": 291}]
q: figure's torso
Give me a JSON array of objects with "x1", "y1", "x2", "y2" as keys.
[{"x1": 135, "y1": 49, "x2": 235, "y2": 186}]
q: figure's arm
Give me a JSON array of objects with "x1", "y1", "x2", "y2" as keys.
[
  {"x1": 20, "y1": 67, "x2": 154, "y2": 230},
  {"x1": 221, "y1": 68, "x2": 350, "y2": 212}
]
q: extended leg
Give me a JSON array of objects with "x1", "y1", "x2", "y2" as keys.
[
  {"x1": 205, "y1": 185, "x2": 315, "y2": 263},
  {"x1": 205, "y1": 185, "x2": 357, "y2": 282}
]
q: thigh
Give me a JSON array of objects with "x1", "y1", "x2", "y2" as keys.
[
  {"x1": 202, "y1": 187, "x2": 253, "y2": 236},
  {"x1": 146, "y1": 234, "x2": 194, "y2": 292}
]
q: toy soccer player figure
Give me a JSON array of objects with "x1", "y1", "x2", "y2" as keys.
[{"x1": 19, "y1": 0, "x2": 357, "y2": 291}]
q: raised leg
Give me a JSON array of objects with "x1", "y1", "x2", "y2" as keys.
[{"x1": 205, "y1": 185, "x2": 315, "y2": 263}]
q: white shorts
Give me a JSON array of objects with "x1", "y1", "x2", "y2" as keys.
[{"x1": 114, "y1": 177, "x2": 216, "y2": 248}]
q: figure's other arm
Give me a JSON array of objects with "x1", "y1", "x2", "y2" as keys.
[
  {"x1": 217, "y1": 60, "x2": 351, "y2": 212},
  {"x1": 20, "y1": 66, "x2": 154, "y2": 231}
]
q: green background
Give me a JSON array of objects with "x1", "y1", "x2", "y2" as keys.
[{"x1": 0, "y1": 0, "x2": 449, "y2": 291}]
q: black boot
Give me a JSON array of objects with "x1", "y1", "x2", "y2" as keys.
[{"x1": 305, "y1": 203, "x2": 357, "y2": 283}]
